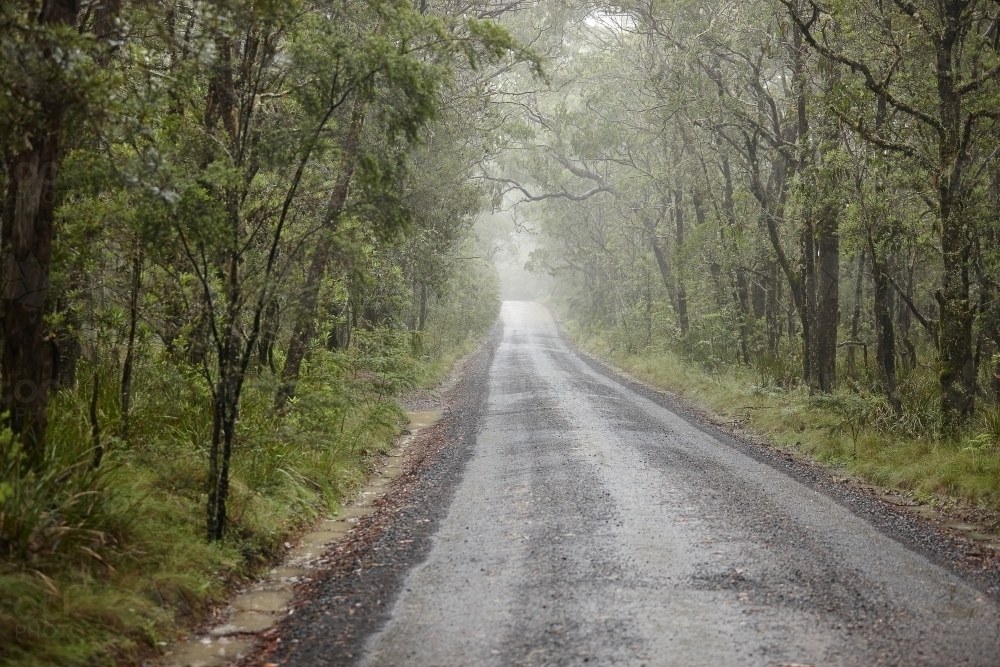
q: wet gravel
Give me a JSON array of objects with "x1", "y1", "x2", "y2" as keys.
[{"x1": 252, "y1": 302, "x2": 1000, "y2": 667}]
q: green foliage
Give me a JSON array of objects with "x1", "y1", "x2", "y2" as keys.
[
  {"x1": 0, "y1": 0, "x2": 517, "y2": 659},
  {"x1": 809, "y1": 391, "x2": 882, "y2": 457},
  {"x1": 0, "y1": 302, "x2": 491, "y2": 665}
]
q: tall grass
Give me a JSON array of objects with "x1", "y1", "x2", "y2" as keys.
[{"x1": 0, "y1": 326, "x2": 436, "y2": 666}]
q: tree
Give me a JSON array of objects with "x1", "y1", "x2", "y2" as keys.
[
  {"x1": 0, "y1": 0, "x2": 108, "y2": 464},
  {"x1": 782, "y1": 0, "x2": 1000, "y2": 427}
]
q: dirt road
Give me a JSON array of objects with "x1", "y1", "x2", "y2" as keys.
[{"x1": 267, "y1": 301, "x2": 1000, "y2": 666}]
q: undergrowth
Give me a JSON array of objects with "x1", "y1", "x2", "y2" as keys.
[
  {"x1": 568, "y1": 322, "x2": 1000, "y2": 518},
  {"x1": 0, "y1": 327, "x2": 469, "y2": 667}
]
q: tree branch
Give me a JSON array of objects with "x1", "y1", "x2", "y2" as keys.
[
  {"x1": 779, "y1": 0, "x2": 945, "y2": 136},
  {"x1": 484, "y1": 175, "x2": 613, "y2": 202},
  {"x1": 888, "y1": 273, "x2": 938, "y2": 340}
]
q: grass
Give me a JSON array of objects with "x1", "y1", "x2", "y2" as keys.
[
  {"x1": 0, "y1": 325, "x2": 478, "y2": 667},
  {"x1": 566, "y1": 322, "x2": 1000, "y2": 521}
]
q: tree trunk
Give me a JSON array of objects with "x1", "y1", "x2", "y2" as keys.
[
  {"x1": 207, "y1": 282, "x2": 243, "y2": 541},
  {"x1": 204, "y1": 34, "x2": 243, "y2": 542},
  {"x1": 417, "y1": 283, "x2": 427, "y2": 332},
  {"x1": 276, "y1": 102, "x2": 365, "y2": 408},
  {"x1": 935, "y1": 4, "x2": 976, "y2": 429},
  {"x1": 3, "y1": 121, "x2": 60, "y2": 464},
  {"x1": 51, "y1": 273, "x2": 82, "y2": 390},
  {"x1": 327, "y1": 300, "x2": 352, "y2": 350},
  {"x1": 258, "y1": 299, "x2": 278, "y2": 374},
  {"x1": 749, "y1": 133, "x2": 802, "y2": 353},
  {"x1": 119, "y1": 245, "x2": 142, "y2": 439},
  {"x1": 896, "y1": 250, "x2": 917, "y2": 373},
  {"x1": 766, "y1": 262, "x2": 780, "y2": 353},
  {"x1": 673, "y1": 189, "x2": 689, "y2": 336},
  {"x1": 870, "y1": 243, "x2": 899, "y2": 410},
  {"x1": 90, "y1": 372, "x2": 102, "y2": 468},
  {"x1": 793, "y1": 20, "x2": 815, "y2": 386},
  {"x1": 803, "y1": 222, "x2": 819, "y2": 385},
  {"x1": 937, "y1": 165, "x2": 975, "y2": 427},
  {"x1": 651, "y1": 238, "x2": 675, "y2": 306},
  {"x1": 1, "y1": 0, "x2": 82, "y2": 465},
  {"x1": 719, "y1": 154, "x2": 751, "y2": 364},
  {"x1": 846, "y1": 250, "x2": 866, "y2": 375},
  {"x1": 814, "y1": 201, "x2": 839, "y2": 392}
]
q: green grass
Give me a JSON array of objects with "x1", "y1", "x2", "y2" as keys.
[
  {"x1": 568, "y1": 323, "x2": 1000, "y2": 522},
  {"x1": 0, "y1": 326, "x2": 476, "y2": 667}
]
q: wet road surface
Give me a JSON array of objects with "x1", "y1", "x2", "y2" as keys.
[{"x1": 289, "y1": 301, "x2": 1000, "y2": 666}]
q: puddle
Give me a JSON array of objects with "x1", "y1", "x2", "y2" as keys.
[
  {"x1": 210, "y1": 611, "x2": 276, "y2": 635},
  {"x1": 408, "y1": 409, "x2": 442, "y2": 430},
  {"x1": 946, "y1": 523, "x2": 980, "y2": 532},
  {"x1": 162, "y1": 636, "x2": 254, "y2": 667},
  {"x1": 156, "y1": 408, "x2": 443, "y2": 666},
  {"x1": 233, "y1": 589, "x2": 293, "y2": 613},
  {"x1": 901, "y1": 508, "x2": 1000, "y2": 551}
]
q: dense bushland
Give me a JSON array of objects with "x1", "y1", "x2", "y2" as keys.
[
  {"x1": 0, "y1": 285, "x2": 497, "y2": 665},
  {"x1": 0, "y1": 0, "x2": 517, "y2": 662}
]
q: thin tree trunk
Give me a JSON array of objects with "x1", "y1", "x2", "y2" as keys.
[
  {"x1": 793, "y1": 20, "x2": 817, "y2": 387},
  {"x1": 800, "y1": 259, "x2": 815, "y2": 386},
  {"x1": 719, "y1": 154, "x2": 751, "y2": 364},
  {"x1": 258, "y1": 299, "x2": 278, "y2": 374},
  {"x1": 204, "y1": 33, "x2": 242, "y2": 542},
  {"x1": 90, "y1": 372, "x2": 102, "y2": 468},
  {"x1": 814, "y1": 201, "x2": 839, "y2": 391},
  {"x1": 417, "y1": 283, "x2": 427, "y2": 332},
  {"x1": 673, "y1": 189, "x2": 689, "y2": 335},
  {"x1": 766, "y1": 262, "x2": 780, "y2": 353},
  {"x1": 119, "y1": 245, "x2": 143, "y2": 439},
  {"x1": 847, "y1": 250, "x2": 866, "y2": 375},
  {"x1": 870, "y1": 240, "x2": 899, "y2": 410},
  {"x1": 53, "y1": 288, "x2": 82, "y2": 390},
  {"x1": 276, "y1": 101, "x2": 365, "y2": 408}
]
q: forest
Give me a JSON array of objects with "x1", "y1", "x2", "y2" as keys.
[
  {"x1": 3, "y1": 0, "x2": 1000, "y2": 664},
  {"x1": 494, "y1": 0, "x2": 1000, "y2": 521}
]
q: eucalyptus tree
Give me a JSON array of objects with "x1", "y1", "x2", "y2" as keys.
[
  {"x1": 0, "y1": 0, "x2": 115, "y2": 464},
  {"x1": 272, "y1": 0, "x2": 540, "y2": 408},
  {"x1": 0, "y1": 0, "x2": 533, "y2": 542},
  {"x1": 781, "y1": 0, "x2": 1000, "y2": 427}
]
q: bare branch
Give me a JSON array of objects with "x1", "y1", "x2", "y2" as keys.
[{"x1": 482, "y1": 175, "x2": 613, "y2": 202}]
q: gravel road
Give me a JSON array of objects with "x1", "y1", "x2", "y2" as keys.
[{"x1": 270, "y1": 301, "x2": 1000, "y2": 667}]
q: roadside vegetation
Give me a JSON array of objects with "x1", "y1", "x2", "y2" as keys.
[
  {"x1": 569, "y1": 322, "x2": 1000, "y2": 514},
  {"x1": 1, "y1": 282, "x2": 497, "y2": 667},
  {"x1": 0, "y1": 0, "x2": 521, "y2": 663},
  {"x1": 487, "y1": 3, "x2": 1000, "y2": 517}
]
